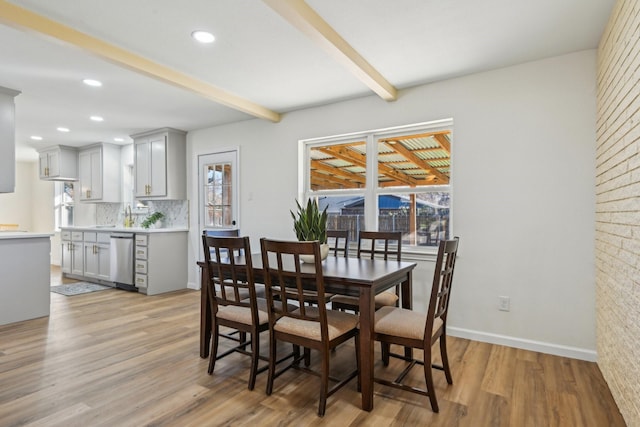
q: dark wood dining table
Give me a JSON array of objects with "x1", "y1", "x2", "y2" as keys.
[{"x1": 198, "y1": 254, "x2": 417, "y2": 412}]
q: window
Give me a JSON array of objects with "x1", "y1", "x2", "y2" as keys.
[
  {"x1": 302, "y1": 120, "x2": 452, "y2": 251},
  {"x1": 55, "y1": 181, "x2": 75, "y2": 230},
  {"x1": 198, "y1": 150, "x2": 239, "y2": 231}
]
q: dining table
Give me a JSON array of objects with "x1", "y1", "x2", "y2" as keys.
[{"x1": 198, "y1": 254, "x2": 417, "y2": 412}]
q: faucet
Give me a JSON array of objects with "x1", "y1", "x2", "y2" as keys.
[{"x1": 124, "y1": 204, "x2": 132, "y2": 227}]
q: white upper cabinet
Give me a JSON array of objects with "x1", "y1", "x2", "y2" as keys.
[
  {"x1": 78, "y1": 143, "x2": 121, "y2": 202},
  {"x1": 132, "y1": 128, "x2": 186, "y2": 200},
  {"x1": 38, "y1": 145, "x2": 78, "y2": 181},
  {"x1": 0, "y1": 86, "x2": 20, "y2": 193}
]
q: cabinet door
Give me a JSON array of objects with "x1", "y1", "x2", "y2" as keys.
[
  {"x1": 84, "y1": 243, "x2": 98, "y2": 278},
  {"x1": 39, "y1": 153, "x2": 49, "y2": 178},
  {"x1": 79, "y1": 148, "x2": 102, "y2": 200},
  {"x1": 78, "y1": 151, "x2": 92, "y2": 200},
  {"x1": 61, "y1": 241, "x2": 72, "y2": 274},
  {"x1": 149, "y1": 135, "x2": 167, "y2": 197},
  {"x1": 48, "y1": 151, "x2": 60, "y2": 177},
  {"x1": 71, "y1": 242, "x2": 84, "y2": 276},
  {"x1": 134, "y1": 141, "x2": 150, "y2": 197},
  {"x1": 97, "y1": 243, "x2": 111, "y2": 280}
]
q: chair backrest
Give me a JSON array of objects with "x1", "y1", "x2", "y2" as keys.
[
  {"x1": 202, "y1": 232, "x2": 258, "y2": 319},
  {"x1": 327, "y1": 229, "x2": 349, "y2": 257},
  {"x1": 357, "y1": 231, "x2": 402, "y2": 261},
  {"x1": 426, "y1": 237, "x2": 460, "y2": 333},
  {"x1": 260, "y1": 238, "x2": 330, "y2": 341}
]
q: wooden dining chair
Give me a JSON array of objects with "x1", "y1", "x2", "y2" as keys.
[
  {"x1": 326, "y1": 229, "x2": 349, "y2": 257},
  {"x1": 372, "y1": 237, "x2": 460, "y2": 412},
  {"x1": 201, "y1": 233, "x2": 269, "y2": 390},
  {"x1": 331, "y1": 230, "x2": 402, "y2": 312},
  {"x1": 260, "y1": 238, "x2": 360, "y2": 417}
]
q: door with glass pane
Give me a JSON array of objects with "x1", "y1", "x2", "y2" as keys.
[{"x1": 198, "y1": 150, "x2": 238, "y2": 231}]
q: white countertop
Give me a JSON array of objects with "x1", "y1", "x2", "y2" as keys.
[
  {"x1": 0, "y1": 232, "x2": 53, "y2": 240},
  {"x1": 60, "y1": 226, "x2": 188, "y2": 234}
]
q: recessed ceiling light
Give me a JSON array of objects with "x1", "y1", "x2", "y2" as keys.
[
  {"x1": 90, "y1": 116, "x2": 104, "y2": 122},
  {"x1": 57, "y1": 127, "x2": 70, "y2": 132},
  {"x1": 30, "y1": 135, "x2": 43, "y2": 140},
  {"x1": 114, "y1": 137, "x2": 124, "y2": 142},
  {"x1": 191, "y1": 30, "x2": 215, "y2": 43},
  {"x1": 83, "y1": 79, "x2": 102, "y2": 87}
]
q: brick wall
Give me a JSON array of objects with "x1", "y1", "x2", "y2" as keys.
[{"x1": 596, "y1": 0, "x2": 640, "y2": 425}]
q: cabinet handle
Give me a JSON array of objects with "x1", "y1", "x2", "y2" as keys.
[
  {"x1": 136, "y1": 278, "x2": 144, "y2": 283},
  {"x1": 87, "y1": 189, "x2": 91, "y2": 198},
  {"x1": 137, "y1": 264, "x2": 144, "y2": 268}
]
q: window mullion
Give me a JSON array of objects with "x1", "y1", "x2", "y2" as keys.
[{"x1": 365, "y1": 134, "x2": 377, "y2": 231}]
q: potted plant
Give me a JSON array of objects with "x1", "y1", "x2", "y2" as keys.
[
  {"x1": 290, "y1": 198, "x2": 329, "y2": 261},
  {"x1": 141, "y1": 211, "x2": 165, "y2": 229}
]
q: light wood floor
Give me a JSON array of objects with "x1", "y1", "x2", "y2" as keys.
[{"x1": 0, "y1": 267, "x2": 626, "y2": 426}]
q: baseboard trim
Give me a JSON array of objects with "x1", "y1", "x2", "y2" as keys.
[
  {"x1": 447, "y1": 326, "x2": 597, "y2": 362},
  {"x1": 187, "y1": 282, "x2": 199, "y2": 291}
]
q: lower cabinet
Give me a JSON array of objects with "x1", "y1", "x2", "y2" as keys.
[
  {"x1": 61, "y1": 231, "x2": 84, "y2": 276},
  {"x1": 83, "y1": 232, "x2": 111, "y2": 281},
  {"x1": 61, "y1": 230, "x2": 110, "y2": 281},
  {"x1": 135, "y1": 232, "x2": 187, "y2": 295}
]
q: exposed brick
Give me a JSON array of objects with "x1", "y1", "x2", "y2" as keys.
[{"x1": 597, "y1": 1, "x2": 640, "y2": 425}]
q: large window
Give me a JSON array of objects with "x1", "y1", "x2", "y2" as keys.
[
  {"x1": 302, "y1": 120, "x2": 452, "y2": 251},
  {"x1": 55, "y1": 181, "x2": 75, "y2": 230}
]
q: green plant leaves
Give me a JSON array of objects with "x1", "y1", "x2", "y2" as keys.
[{"x1": 290, "y1": 198, "x2": 327, "y2": 243}]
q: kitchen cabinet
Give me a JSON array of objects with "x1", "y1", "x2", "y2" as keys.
[
  {"x1": 38, "y1": 145, "x2": 78, "y2": 181},
  {"x1": 0, "y1": 86, "x2": 20, "y2": 193},
  {"x1": 134, "y1": 231, "x2": 187, "y2": 295},
  {"x1": 61, "y1": 231, "x2": 84, "y2": 276},
  {"x1": 132, "y1": 128, "x2": 186, "y2": 200},
  {"x1": 78, "y1": 143, "x2": 121, "y2": 202},
  {"x1": 83, "y1": 232, "x2": 111, "y2": 281}
]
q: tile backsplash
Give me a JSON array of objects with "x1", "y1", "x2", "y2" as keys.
[{"x1": 97, "y1": 200, "x2": 189, "y2": 228}]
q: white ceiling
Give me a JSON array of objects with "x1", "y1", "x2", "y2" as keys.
[{"x1": 0, "y1": 0, "x2": 614, "y2": 161}]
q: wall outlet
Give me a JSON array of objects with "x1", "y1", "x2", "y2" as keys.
[{"x1": 498, "y1": 295, "x2": 510, "y2": 312}]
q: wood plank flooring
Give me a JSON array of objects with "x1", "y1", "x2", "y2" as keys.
[{"x1": 0, "y1": 267, "x2": 626, "y2": 426}]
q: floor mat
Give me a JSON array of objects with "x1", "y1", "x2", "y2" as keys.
[{"x1": 50, "y1": 282, "x2": 112, "y2": 296}]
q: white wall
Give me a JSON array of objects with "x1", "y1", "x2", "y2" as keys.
[{"x1": 187, "y1": 50, "x2": 597, "y2": 360}]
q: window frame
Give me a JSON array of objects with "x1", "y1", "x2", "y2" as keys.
[
  {"x1": 299, "y1": 119, "x2": 453, "y2": 255},
  {"x1": 54, "y1": 181, "x2": 75, "y2": 231}
]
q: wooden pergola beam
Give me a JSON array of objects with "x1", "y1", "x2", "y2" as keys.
[{"x1": 383, "y1": 142, "x2": 449, "y2": 184}]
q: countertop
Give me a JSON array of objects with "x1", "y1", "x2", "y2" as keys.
[
  {"x1": 60, "y1": 226, "x2": 189, "y2": 234},
  {"x1": 0, "y1": 232, "x2": 54, "y2": 240}
]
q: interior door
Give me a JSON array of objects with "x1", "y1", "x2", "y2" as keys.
[{"x1": 198, "y1": 150, "x2": 239, "y2": 232}]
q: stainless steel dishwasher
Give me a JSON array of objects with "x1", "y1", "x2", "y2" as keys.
[{"x1": 109, "y1": 232, "x2": 137, "y2": 291}]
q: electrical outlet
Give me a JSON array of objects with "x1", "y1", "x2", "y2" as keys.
[{"x1": 498, "y1": 296, "x2": 510, "y2": 312}]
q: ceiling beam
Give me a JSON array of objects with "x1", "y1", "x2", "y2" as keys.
[
  {"x1": 263, "y1": 0, "x2": 397, "y2": 101},
  {"x1": 0, "y1": 0, "x2": 281, "y2": 122}
]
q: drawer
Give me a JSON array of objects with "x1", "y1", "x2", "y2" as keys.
[
  {"x1": 97, "y1": 233, "x2": 111, "y2": 244},
  {"x1": 135, "y1": 234, "x2": 148, "y2": 246},
  {"x1": 83, "y1": 232, "x2": 97, "y2": 242},
  {"x1": 135, "y1": 259, "x2": 148, "y2": 274},
  {"x1": 135, "y1": 274, "x2": 147, "y2": 288},
  {"x1": 71, "y1": 231, "x2": 83, "y2": 241},
  {"x1": 135, "y1": 245, "x2": 147, "y2": 260},
  {"x1": 61, "y1": 231, "x2": 71, "y2": 240}
]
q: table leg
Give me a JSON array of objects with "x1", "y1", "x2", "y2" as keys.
[
  {"x1": 401, "y1": 270, "x2": 413, "y2": 359},
  {"x1": 359, "y1": 288, "x2": 375, "y2": 411},
  {"x1": 199, "y1": 263, "x2": 211, "y2": 358}
]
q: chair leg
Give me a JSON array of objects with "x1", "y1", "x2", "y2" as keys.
[
  {"x1": 266, "y1": 333, "x2": 277, "y2": 395},
  {"x1": 423, "y1": 346, "x2": 439, "y2": 413},
  {"x1": 318, "y1": 349, "x2": 329, "y2": 417},
  {"x1": 381, "y1": 342, "x2": 390, "y2": 366},
  {"x1": 355, "y1": 334, "x2": 361, "y2": 393},
  {"x1": 248, "y1": 328, "x2": 259, "y2": 390},
  {"x1": 439, "y1": 335, "x2": 453, "y2": 384},
  {"x1": 304, "y1": 347, "x2": 311, "y2": 366},
  {"x1": 239, "y1": 332, "x2": 247, "y2": 350},
  {"x1": 208, "y1": 322, "x2": 220, "y2": 375}
]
